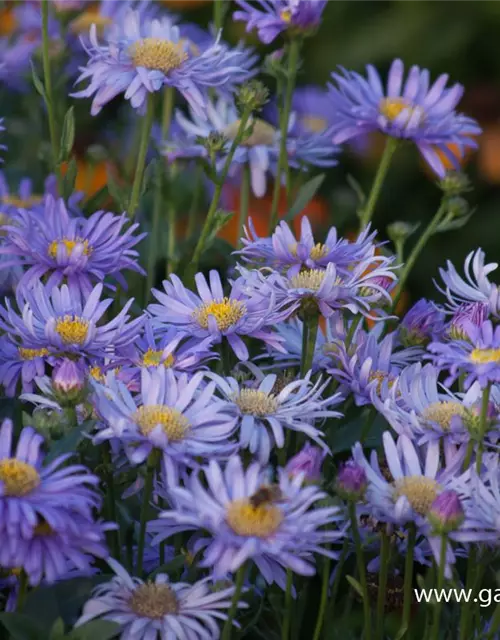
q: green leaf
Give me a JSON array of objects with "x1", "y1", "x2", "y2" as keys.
[
  {"x1": 30, "y1": 61, "x2": 47, "y2": 101},
  {"x1": 62, "y1": 157, "x2": 78, "y2": 202},
  {"x1": 68, "y1": 620, "x2": 119, "y2": 640},
  {"x1": 330, "y1": 413, "x2": 386, "y2": 454},
  {"x1": 0, "y1": 613, "x2": 43, "y2": 640},
  {"x1": 107, "y1": 170, "x2": 127, "y2": 211},
  {"x1": 285, "y1": 174, "x2": 325, "y2": 221},
  {"x1": 147, "y1": 554, "x2": 186, "y2": 579},
  {"x1": 205, "y1": 209, "x2": 234, "y2": 247},
  {"x1": 346, "y1": 575, "x2": 364, "y2": 599},
  {"x1": 49, "y1": 619, "x2": 65, "y2": 640},
  {"x1": 59, "y1": 107, "x2": 75, "y2": 162},
  {"x1": 45, "y1": 420, "x2": 94, "y2": 464}
]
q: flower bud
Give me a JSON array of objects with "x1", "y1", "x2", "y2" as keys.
[
  {"x1": 446, "y1": 196, "x2": 469, "y2": 220},
  {"x1": 447, "y1": 302, "x2": 488, "y2": 341},
  {"x1": 400, "y1": 299, "x2": 445, "y2": 347},
  {"x1": 438, "y1": 171, "x2": 471, "y2": 196},
  {"x1": 429, "y1": 490, "x2": 464, "y2": 533},
  {"x1": 387, "y1": 221, "x2": 419, "y2": 245},
  {"x1": 285, "y1": 443, "x2": 326, "y2": 483},
  {"x1": 237, "y1": 80, "x2": 270, "y2": 113},
  {"x1": 336, "y1": 460, "x2": 367, "y2": 501},
  {"x1": 197, "y1": 132, "x2": 228, "y2": 155},
  {"x1": 52, "y1": 359, "x2": 85, "y2": 406}
]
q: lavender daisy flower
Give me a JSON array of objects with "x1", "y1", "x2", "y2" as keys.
[
  {"x1": 73, "y1": 10, "x2": 249, "y2": 117},
  {"x1": 239, "y1": 217, "x2": 378, "y2": 276},
  {"x1": 76, "y1": 558, "x2": 245, "y2": 639},
  {"x1": 208, "y1": 370, "x2": 341, "y2": 463},
  {"x1": 0, "y1": 36, "x2": 39, "y2": 93},
  {"x1": 327, "y1": 328, "x2": 421, "y2": 406},
  {"x1": 265, "y1": 86, "x2": 332, "y2": 135},
  {"x1": 149, "y1": 269, "x2": 292, "y2": 361},
  {"x1": 0, "y1": 196, "x2": 146, "y2": 296},
  {"x1": 0, "y1": 419, "x2": 100, "y2": 543},
  {"x1": 0, "y1": 118, "x2": 5, "y2": 160},
  {"x1": 328, "y1": 59, "x2": 481, "y2": 177},
  {"x1": 429, "y1": 320, "x2": 500, "y2": 389},
  {"x1": 399, "y1": 298, "x2": 446, "y2": 348},
  {"x1": 164, "y1": 97, "x2": 337, "y2": 197},
  {"x1": 435, "y1": 249, "x2": 500, "y2": 317},
  {"x1": 0, "y1": 282, "x2": 144, "y2": 361},
  {"x1": 234, "y1": 0, "x2": 327, "y2": 44},
  {"x1": 92, "y1": 366, "x2": 237, "y2": 471},
  {"x1": 0, "y1": 334, "x2": 53, "y2": 397},
  {"x1": 150, "y1": 456, "x2": 345, "y2": 588}
]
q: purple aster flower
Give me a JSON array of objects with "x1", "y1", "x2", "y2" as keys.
[
  {"x1": 435, "y1": 249, "x2": 500, "y2": 317},
  {"x1": 76, "y1": 558, "x2": 246, "y2": 639},
  {"x1": 0, "y1": 418, "x2": 100, "y2": 544},
  {"x1": 0, "y1": 118, "x2": 5, "y2": 159},
  {"x1": 399, "y1": 298, "x2": 446, "y2": 348},
  {"x1": 336, "y1": 459, "x2": 367, "y2": 500},
  {"x1": 234, "y1": 0, "x2": 327, "y2": 44},
  {"x1": 0, "y1": 36, "x2": 39, "y2": 93},
  {"x1": 150, "y1": 455, "x2": 345, "y2": 588},
  {"x1": 208, "y1": 370, "x2": 341, "y2": 463},
  {"x1": 0, "y1": 334, "x2": 54, "y2": 397},
  {"x1": 73, "y1": 10, "x2": 250, "y2": 117},
  {"x1": 148, "y1": 269, "x2": 292, "y2": 361},
  {"x1": 429, "y1": 320, "x2": 500, "y2": 389},
  {"x1": 92, "y1": 366, "x2": 237, "y2": 472},
  {"x1": 239, "y1": 217, "x2": 377, "y2": 276},
  {"x1": 285, "y1": 442, "x2": 326, "y2": 482},
  {"x1": 446, "y1": 302, "x2": 489, "y2": 341},
  {"x1": 327, "y1": 327, "x2": 421, "y2": 406},
  {"x1": 428, "y1": 490, "x2": 465, "y2": 533},
  {"x1": 375, "y1": 363, "x2": 500, "y2": 454},
  {"x1": 0, "y1": 196, "x2": 146, "y2": 296},
  {"x1": 164, "y1": 97, "x2": 337, "y2": 197},
  {"x1": 471, "y1": 455, "x2": 500, "y2": 535},
  {"x1": 0, "y1": 282, "x2": 144, "y2": 361},
  {"x1": 328, "y1": 59, "x2": 481, "y2": 177},
  {"x1": 265, "y1": 86, "x2": 332, "y2": 135}
]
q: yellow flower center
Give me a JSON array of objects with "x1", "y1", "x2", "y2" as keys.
[
  {"x1": 0, "y1": 459, "x2": 40, "y2": 496},
  {"x1": 223, "y1": 119, "x2": 276, "y2": 147},
  {"x1": 69, "y1": 11, "x2": 113, "y2": 34},
  {"x1": 55, "y1": 316, "x2": 90, "y2": 345},
  {"x1": 18, "y1": 347, "x2": 49, "y2": 361},
  {"x1": 1, "y1": 195, "x2": 42, "y2": 208},
  {"x1": 129, "y1": 583, "x2": 179, "y2": 619},
  {"x1": 470, "y1": 348, "x2": 500, "y2": 364},
  {"x1": 141, "y1": 348, "x2": 175, "y2": 369},
  {"x1": 422, "y1": 401, "x2": 468, "y2": 431},
  {"x1": 280, "y1": 8, "x2": 292, "y2": 23},
  {"x1": 47, "y1": 238, "x2": 91, "y2": 259},
  {"x1": 133, "y1": 405, "x2": 189, "y2": 440},
  {"x1": 289, "y1": 243, "x2": 328, "y2": 262},
  {"x1": 302, "y1": 115, "x2": 328, "y2": 133},
  {"x1": 393, "y1": 476, "x2": 439, "y2": 516},
  {"x1": 89, "y1": 365, "x2": 105, "y2": 383},
  {"x1": 128, "y1": 38, "x2": 188, "y2": 74},
  {"x1": 226, "y1": 499, "x2": 283, "y2": 537},
  {"x1": 290, "y1": 269, "x2": 326, "y2": 291},
  {"x1": 194, "y1": 298, "x2": 246, "y2": 332},
  {"x1": 379, "y1": 98, "x2": 424, "y2": 125},
  {"x1": 233, "y1": 389, "x2": 279, "y2": 416}
]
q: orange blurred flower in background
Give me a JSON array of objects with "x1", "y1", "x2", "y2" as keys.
[
  {"x1": 0, "y1": 6, "x2": 16, "y2": 36},
  {"x1": 478, "y1": 124, "x2": 500, "y2": 183},
  {"x1": 61, "y1": 157, "x2": 116, "y2": 202}
]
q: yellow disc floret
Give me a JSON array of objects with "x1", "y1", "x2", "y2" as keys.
[
  {"x1": 133, "y1": 405, "x2": 189, "y2": 440},
  {"x1": 128, "y1": 38, "x2": 188, "y2": 74},
  {"x1": 0, "y1": 459, "x2": 40, "y2": 496},
  {"x1": 226, "y1": 499, "x2": 283, "y2": 537},
  {"x1": 194, "y1": 298, "x2": 246, "y2": 332},
  {"x1": 393, "y1": 476, "x2": 439, "y2": 516},
  {"x1": 55, "y1": 316, "x2": 90, "y2": 345}
]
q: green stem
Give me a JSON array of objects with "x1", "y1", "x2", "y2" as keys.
[
  {"x1": 392, "y1": 199, "x2": 447, "y2": 309},
  {"x1": 312, "y1": 554, "x2": 331, "y2": 640},
  {"x1": 476, "y1": 383, "x2": 492, "y2": 474},
  {"x1": 166, "y1": 163, "x2": 178, "y2": 277},
  {"x1": 300, "y1": 313, "x2": 319, "y2": 378},
  {"x1": 41, "y1": 1, "x2": 62, "y2": 193},
  {"x1": 16, "y1": 571, "x2": 29, "y2": 612},
  {"x1": 269, "y1": 39, "x2": 301, "y2": 233},
  {"x1": 213, "y1": 0, "x2": 224, "y2": 32},
  {"x1": 128, "y1": 94, "x2": 155, "y2": 219},
  {"x1": 375, "y1": 529, "x2": 390, "y2": 640},
  {"x1": 430, "y1": 535, "x2": 448, "y2": 640},
  {"x1": 401, "y1": 524, "x2": 416, "y2": 637},
  {"x1": 348, "y1": 502, "x2": 371, "y2": 640},
  {"x1": 463, "y1": 439, "x2": 475, "y2": 472},
  {"x1": 237, "y1": 163, "x2": 250, "y2": 249},
  {"x1": 330, "y1": 538, "x2": 349, "y2": 623},
  {"x1": 221, "y1": 565, "x2": 246, "y2": 640},
  {"x1": 460, "y1": 547, "x2": 477, "y2": 640},
  {"x1": 282, "y1": 569, "x2": 294, "y2": 640},
  {"x1": 187, "y1": 106, "x2": 253, "y2": 279},
  {"x1": 146, "y1": 88, "x2": 174, "y2": 301},
  {"x1": 186, "y1": 167, "x2": 203, "y2": 241},
  {"x1": 136, "y1": 449, "x2": 159, "y2": 576},
  {"x1": 102, "y1": 443, "x2": 121, "y2": 560},
  {"x1": 359, "y1": 137, "x2": 398, "y2": 229}
]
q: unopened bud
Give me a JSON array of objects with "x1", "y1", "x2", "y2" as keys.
[
  {"x1": 52, "y1": 359, "x2": 85, "y2": 406},
  {"x1": 237, "y1": 80, "x2": 270, "y2": 113},
  {"x1": 438, "y1": 172, "x2": 471, "y2": 196},
  {"x1": 285, "y1": 443, "x2": 326, "y2": 483},
  {"x1": 429, "y1": 490, "x2": 464, "y2": 533},
  {"x1": 336, "y1": 460, "x2": 367, "y2": 501}
]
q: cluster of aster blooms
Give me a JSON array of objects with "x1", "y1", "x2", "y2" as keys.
[{"x1": 0, "y1": 0, "x2": 497, "y2": 639}]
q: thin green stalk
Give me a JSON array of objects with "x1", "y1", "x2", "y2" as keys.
[
  {"x1": 41, "y1": 1, "x2": 62, "y2": 193},
  {"x1": 300, "y1": 313, "x2": 319, "y2": 377},
  {"x1": 430, "y1": 535, "x2": 448, "y2": 640},
  {"x1": 136, "y1": 449, "x2": 159, "y2": 575},
  {"x1": 102, "y1": 442, "x2": 121, "y2": 560},
  {"x1": 460, "y1": 547, "x2": 477, "y2": 640},
  {"x1": 221, "y1": 565, "x2": 246, "y2": 640},
  {"x1": 187, "y1": 105, "x2": 253, "y2": 279},
  {"x1": 282, "y1": 569, "x2": 294, "y2": 640},
  {"x1": 476, "y1": 383, "x2": 492, "y2": 474},
  {"x1": 166, "y1": 163, "x2": 178, "y2": 276},
  {"x1": 146, "y1": 87, "x2": 174, "y2": 301},
  {"x1": 16, "y1": 571, "x2": 29, "y2": 612},
  {"x1": 128, "y1": 94, "x2": 155, "y2": 219},
  {"x1": 186, "y1": 167, "x2": 203, "y2": 241},
  {"x1": 375, "y1": 529, "x2": 390, "y2": 640},
  {"x1": 237, "y1": 163, "x2": 250, "y2": 249},
  {"x1": 269, "y1": 39, "x2": 301, "y2": 232},
  {"x1": 401, "y1": 523, "x2": 416, "y2": 637},
  {"x1": 392, "y1": 199, "x2": 447, "y2": 309},
  {"x1": 359, "y1": 137, "x2": 398, "y2": 229},
  {"x1": 213, "y1": 0, "x2": 224, "y2": 32},
  {"x1": 312, "y1": 554, "x2": 331, "y2": 640},
  {"x1": 330, "y1": 538, "x2": 349, "y2": 624},
  {"x1": 348, "y1": 502, "x2": 371, "y2": 640},
  {"x1": 463, "y1": 439, "x2": 475, "y2": 471}
]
